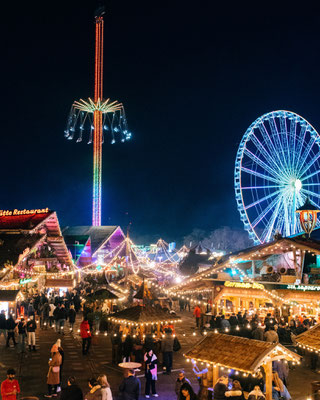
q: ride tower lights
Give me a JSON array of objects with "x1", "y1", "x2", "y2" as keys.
[{"x1": 65, "y1": 3, "x2": 131, "y2": 226}]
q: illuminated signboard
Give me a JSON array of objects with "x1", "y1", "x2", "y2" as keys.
[
  {"x1": 224, "y1": 281, "x2": 264, "y2": 290},
  {"x1": 0, "y1": 208, "x2": 49, "y2": 217},
  {"x1": 287, "y1": 284, "x2": 320, "y2": 291},
  {"x1": 19, "y1": 278, "x2": 33, "y2": 285}
]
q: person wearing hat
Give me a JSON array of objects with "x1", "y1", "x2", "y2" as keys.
[
  {"x1": 52, "y1": 339, "x2": 64, "y2": 393},
  {"x1": 1, "y1": 368, "x2": 20, "y2": 400},
  {"x1": 45, "y1": 344, "x2": 62, "y2": 398}
]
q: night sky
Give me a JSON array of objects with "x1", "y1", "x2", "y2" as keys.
[{"x1": 1, "y1": 1, "x2": 320, "y2": 242}]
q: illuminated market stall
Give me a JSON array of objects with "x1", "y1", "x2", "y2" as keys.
[
  {"x1": 0, "y1": 208, "x2": 74, "y2": 291},
  {"x1": 184, "y1": 333, "x2": 300, "y2": 400},
  {"x1": 108, "y1": 305, "x2": 181, "y2": 337}
]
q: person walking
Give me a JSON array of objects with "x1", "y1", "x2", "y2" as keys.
[
  {"x1": 161, "y1": 328, "x2": 174, "y2": 375},
  {"x1": 1, "y1": 368, "x2": 20, "y2": 400},
  {"x1": 26, "y1": 315, "x2": 37, "y2": 351},
  {"x1": 45, "y1": 344, "x2": 62, "y2": 398},
  {"x1": 175, "y1": 371, "x2": 191, "y2": 400},
  {"x1": 97, "y1": 374, "x2": 113, "y2": 400},
  {"x1": 52, "y1": 339, "x2": 64, "y2": 392},
  {"x1": 17, "y1": 318, "x2": 27, "y2": 353},
  {"x1": 60, "y1": 376, "x2": 83, "y2": 400},
  {"x1": 85, "y1": 378, "x2": 103, "y2": 400},
  {"x1": 144, "y1": 349, "x2": 158, "y2": 398},
  {"x1": 193, "y1": 305, "x2": 201, "y2": 328},
  {"x1": 5, "y1": 315, "x2": 17, "y2": 348},
  {"x1": 49, "y1": 302, "x2": 56, "y2": 328},
  {"x1": 119, "y1": 369, "x2": 140, "y2": 400},
  {"x1": 57, "y1": 304, "x2": 67, "y2": 334},
  {"x1": 68, "y1": 305, "x2": 76, "y2": 332},
  {"x1": 80, "y1": 317, "x2": 92, "y2": 355},
  {"x1": 43, "y1": 301, "x2": 50, "y2": 329},
  {"x1": 0, "y1": 310, "x2": 7, "y2": 342}
]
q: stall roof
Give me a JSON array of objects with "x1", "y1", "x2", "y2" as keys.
[
  {"x1": 295, "y1": 324, "x2": 320, "y2": 351},
  {"x1": 86, "y1": 287, "x2": 119, "y2": 300},
  {"x1": 63, "y1": 226, "x2": 121, "y2": 255},
  {"x1": 172, "y1": 236, "x2": 320, "y2": 292},
  {"x1": 184, "y1": 333, "x2": 300, "y2": 373},
  {"x1": 0, "y1": 290, "x2": 21, "y2": 302},
  {"x1": 45, "y1": 278, "x2": 75, "y2": 288},
  {"x1": 109, "y1": 305, "x2": 181, "y2": 324}
]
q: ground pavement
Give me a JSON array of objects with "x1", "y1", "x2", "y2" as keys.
[{"x1": 0, "y1": 311, "x2": 317, "y2": 399}]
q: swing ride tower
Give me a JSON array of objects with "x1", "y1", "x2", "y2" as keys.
[{"x1": 64, "y1": 3, "x2": 131, "y2": 226}]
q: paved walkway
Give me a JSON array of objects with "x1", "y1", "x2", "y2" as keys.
[{"x1": 0, "y1": 311, "x2": 316, "y2": 399}]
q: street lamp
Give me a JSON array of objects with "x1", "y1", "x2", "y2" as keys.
[{"x1": 296, "y1": 197, "x2": 320, "y2": 237}]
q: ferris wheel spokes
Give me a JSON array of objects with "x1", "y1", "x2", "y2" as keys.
[{"x1": 235, "y1": 111, "x2": 320, "y2": 244}]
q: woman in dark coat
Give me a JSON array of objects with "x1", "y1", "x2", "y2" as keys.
[
  {"x1": 144, "y1": 349, "x2": 158, "y2": 397},
  {"x1": 122, "y1": 334, "x2": 133, "y2": 362},
  {"x1": 68, "y1": 305, "x2": 76, "y2": 332}
]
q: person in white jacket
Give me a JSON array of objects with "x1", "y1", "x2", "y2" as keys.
[{"x1": 97, "y1": 375, "x2": 113, "y2": 400}]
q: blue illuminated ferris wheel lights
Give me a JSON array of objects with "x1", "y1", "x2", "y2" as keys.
[{"x1": 234, "y1": 110, "x2": 320, "y2": 244}]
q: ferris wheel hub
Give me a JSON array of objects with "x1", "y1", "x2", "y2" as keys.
[{"x1": 294, "y1": 179, "x2": 302, "y2": 192}]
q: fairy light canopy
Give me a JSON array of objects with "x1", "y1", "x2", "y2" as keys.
[{"x1": 108, "y1": 304, "x2": 182, "y2": 326}]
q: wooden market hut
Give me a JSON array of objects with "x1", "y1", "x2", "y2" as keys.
[
  {"x1": 184, "y1": 333, "x2": 300, "y2": 400},
  {"x1": 85, "y1": 287, "x2": 119, "y2": 312},
  {"x1": 295, "y1": 323, "x2": 320, "y2": 352},
  {"x1": 108, "y1": 305, "x2": 181, "y2": 336}
]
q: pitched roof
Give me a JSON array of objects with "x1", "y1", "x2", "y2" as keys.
[
  {"x1": 86, "y1": 287, "x2": 119, "y2": 300},
  {"x1": 0, "y1": 211, "x2": 53, "y2": 231},
  {"x1": 63, "y1": 226, "x2": 121, "y2": 255},
  {"x1": 0, "y1": 233, "x2": 44, "y2": 268},
  {"x1": 0, "y1": 290, "x2": 21, "y2": 301},
  {"x1": 296, "y1": 324, "x2": 320, "y2": 351},
  {"x1": 109, "y1": 305, "x2": 181, "y2": 324},
  {"x1": 184, "y1": 333, "x2": 300, "y2": 373},
  {"x1": 0, "y1": 211, "x2": 72, "y2": 266}
]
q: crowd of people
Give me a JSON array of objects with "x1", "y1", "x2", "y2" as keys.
[
  {"x1": 193, "y1": 304, "x2": 316, "y2": 346},
  {"x1": 0, "y1": 286, "x2": 314, "y2": 400}
]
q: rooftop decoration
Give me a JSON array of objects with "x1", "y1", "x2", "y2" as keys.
[{"x1": 296, "y1": 197, "x2": 320, "y2": 237}]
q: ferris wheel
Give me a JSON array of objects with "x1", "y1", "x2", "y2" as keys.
[{"x1": 235, "y1": 110, "x2": 320, "y2": 244}]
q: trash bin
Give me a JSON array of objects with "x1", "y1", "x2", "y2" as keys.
[{"x1": 311, "y1": 381, "x2": 320, "y2": 400}]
